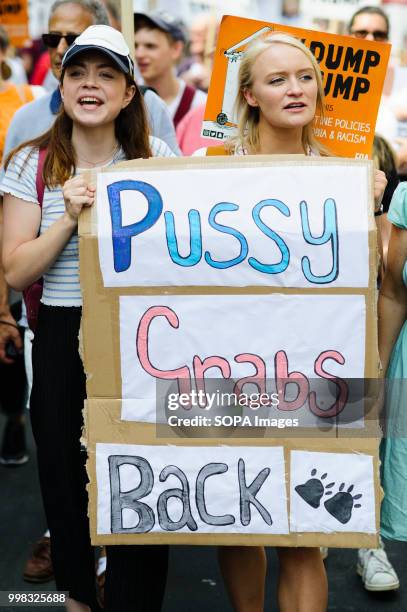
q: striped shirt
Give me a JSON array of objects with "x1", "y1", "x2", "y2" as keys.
[{"x1": 0, "y1": 136, "x2": 175, "y2": 306}]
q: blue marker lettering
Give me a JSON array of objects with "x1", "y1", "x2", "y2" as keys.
[
  {"x1": 165, "y1": 210, "x2": 202, "y2": 267},
  {"x1": 248, "y1": 199, "x2": 290, "y2": 274},
  {"x1": 107, "y1": 180, "x2": 163, "y2": 273},
  {"x1": 205, "y1": 203, "x2": 248, "y2": 269},
  {"x1": 300, "y1": 198, "x2": 339, "y2": 284}
]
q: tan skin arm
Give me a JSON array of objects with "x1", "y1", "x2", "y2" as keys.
[
  {"x1": 374, "y1": 169, "x2": 387, "y2": 212},
  {"x1": 378, "y1": 223, "x2": 407, "y2": 374},
  {"x1": 373, "y1": 169, "x2": 387, "y2": 273},
  {"x1": 395, "y1": 138, "x2": 407, "y2": 175},
  {"x1": 2, "y1": 176, "x2": 94, "y2": 291},
  {"x1": 0, "y1": 197, "x2": 23, "y2": 363},
  {"x1": 379, "y1": 213, "x2": 392, "y2": 270},
  {"x1": 3, "y1": 194, "x2": 77, "y2": 291}
]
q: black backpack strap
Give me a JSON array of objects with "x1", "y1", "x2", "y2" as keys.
[{"x1": 138, "y1": 85, "x2": 158, "y2": 97}]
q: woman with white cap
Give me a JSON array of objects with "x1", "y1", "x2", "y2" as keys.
[{"x1": 1, "y1": 25, "x2": 173, "y2": 612}]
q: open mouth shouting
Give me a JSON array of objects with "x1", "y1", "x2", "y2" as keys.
[{"x1": 78, "y1": 96, "x2": 103, "y2": 109}]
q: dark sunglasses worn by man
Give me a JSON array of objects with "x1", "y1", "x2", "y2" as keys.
[
  {"x1": 350, "y1": 29, "x2": 388, "y2": 42},
  {"x1": 42, "y1": 32, "x2": 79, "y2": 48}
]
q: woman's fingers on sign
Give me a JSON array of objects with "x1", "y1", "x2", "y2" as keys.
[
  {"x1": 373, "y1": 169, "x2": 387, "y2": 212},
  {"x1": 63, "y1": 177, "x2": 95, "y2": 219}
]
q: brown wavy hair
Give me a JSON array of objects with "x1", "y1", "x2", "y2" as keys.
[{"x1": 5, "y1": 73, "x2": 152, "y2": 188}]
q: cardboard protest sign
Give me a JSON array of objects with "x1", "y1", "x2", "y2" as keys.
[
  {"x1": 202, "y1": 15, "x2": 390, "y2": 159},
  {"x1": 0, "y1": 0, "x2": 29, "y2": 46},
  {"x1": 79, "y1": 155, "x2": 381, "y2": 546}
]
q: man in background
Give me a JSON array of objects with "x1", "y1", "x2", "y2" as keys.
[
  {"x1": 134, "y1": 11, "x2": 207, "y2": 128},
  {"x1": 4, "y1": 1, "x2": 179, "y2": 156}
]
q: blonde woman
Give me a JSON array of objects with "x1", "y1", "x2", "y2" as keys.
[{"x1": 200, "y1": 32, "x2": 387, "y2": 612}]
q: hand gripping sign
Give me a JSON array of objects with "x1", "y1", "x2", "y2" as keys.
[{"x1": 79, "y1": 155, "x2": 381, "y2": 546}]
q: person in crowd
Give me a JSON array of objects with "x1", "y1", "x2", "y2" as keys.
[
  {"x1": 175, "y1": 17, "x2": 218, "y2": 154},
  {"x1": 1, "y1": 24, "x2": 174, "y2": 612},
  {"x1": 4, "y1": 55, "x2": 29, "y2": 86},
  {"x1": 36, "y1": 0, "x2": 120, "y2": 89},
  {"x1": 134, "y1": 11, "x2": 207, "y2": 128},
  {"x1": 378, "y1": 180, "x2": 407, "y2": 545},
  {"x1": 1, "y1": 0, "x2": 180, "y2": 587},
  {"x1": 195, "y1": 30, "x2": 387, "y2": 612},
  {"x1": 0, "y1": 31, "x2": 29, "y2": 86},
  {"x1": 200, "y1": 32, "x2": 326, "y2": 612},
  {"x1": 101, "y1": 0, "x2": 121, "y2": 31},
  {"x1": 0, "y1": 24, "x2": 44, "y2": 473},
  {"x1": 18, "y1": 38, "x2": 44, "y2": 85},
  {"x1": 374, "y1": 135, "x2": 400, "y2": 215},
  {"x1": 177, "y1": 12, "x2": 217, "y2": 92},
  {"x1": 0, "y1": 249, "x2": 27, "y2": 468},
  {"x1": 373, "y1": 134, "x2": 399, "y2": 273},
  {"x1": 4, "y1": 0, "x2": 179, "y2": 157},
  {"x1": 1, "y1": 0, "x2": 114, "y2": 587},
  {"x1": 206, "y1": 33, "x2": 332, "y2": 612},
  {"x1": 176, "y1": 103, "x2": 216, "y2": 155},
  {"x1": 348, "y1": 5, "x2": 401, "y2": 593},
  {"x1": 0, "y1": 26, "x2": 44, "y2": 161},
  {"x1": 348, "y1": 5, "x2": 407, "y2": 172},
  {"x1": 395, "y1": 137, "x2": 407, "y2": 177},
  {"x1": 30, "y1": 51, "x2": 52, "y2": 88}
]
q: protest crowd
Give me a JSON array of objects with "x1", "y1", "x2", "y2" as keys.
[{"x1": 0, "y1": 0, "x2": 407, "y2": 610}]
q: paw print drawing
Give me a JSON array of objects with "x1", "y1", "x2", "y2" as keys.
[
  {"x1": 295, "y1": 469, "x2": 335, "y2": 508},
  {"x1": 324, "y1": 483, "x2": 362, "y2": 524}
]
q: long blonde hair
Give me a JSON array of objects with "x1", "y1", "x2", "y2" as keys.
[{"x1": 230, "y1": 32, "x2": 328, "y2": 155}]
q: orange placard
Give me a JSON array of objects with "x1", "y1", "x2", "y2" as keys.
[
  {"x1": 0, "y1": 0, "x2": 29, "y2": 47},
  {"x1": 203, "y1": 15, "x2": 391, "y2": 159}
]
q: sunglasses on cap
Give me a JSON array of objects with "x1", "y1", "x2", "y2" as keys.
[
  {"x1": 351, "y1": 29, "x2": 388, "y2": 41},
  {"x1": 42, "y1": 32, "x2": 80, "y2": 48}
]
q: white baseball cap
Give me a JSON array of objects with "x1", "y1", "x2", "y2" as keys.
[{"x1": 62, "y1": 25, "x2": 134, "y2": 77}]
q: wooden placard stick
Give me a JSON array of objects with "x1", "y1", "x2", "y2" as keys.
[{"x1": 120, "y1": 0, "x2": 135, "y2": 61}]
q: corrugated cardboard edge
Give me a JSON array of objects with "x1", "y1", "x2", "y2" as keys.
[
  {"x1": 79, "y1": 156, "x2": 381, "y2": 547},
  {"x1": 86, "y1": 399, "x2": 380, "y2": 547}
]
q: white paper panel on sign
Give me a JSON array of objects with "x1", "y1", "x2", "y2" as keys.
[
  {"x1": 289, "y1": 450, "x2": 376, "y2": 533},
  {"x1": 97, "y1": 163, "x2": 370, "y2": 288},
  {"x1": 119, "y1": 293, "x2": 366, "y2": 422},
  {"x1": 96, "y1": 444, "x2": 288, "y2": 535}
]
